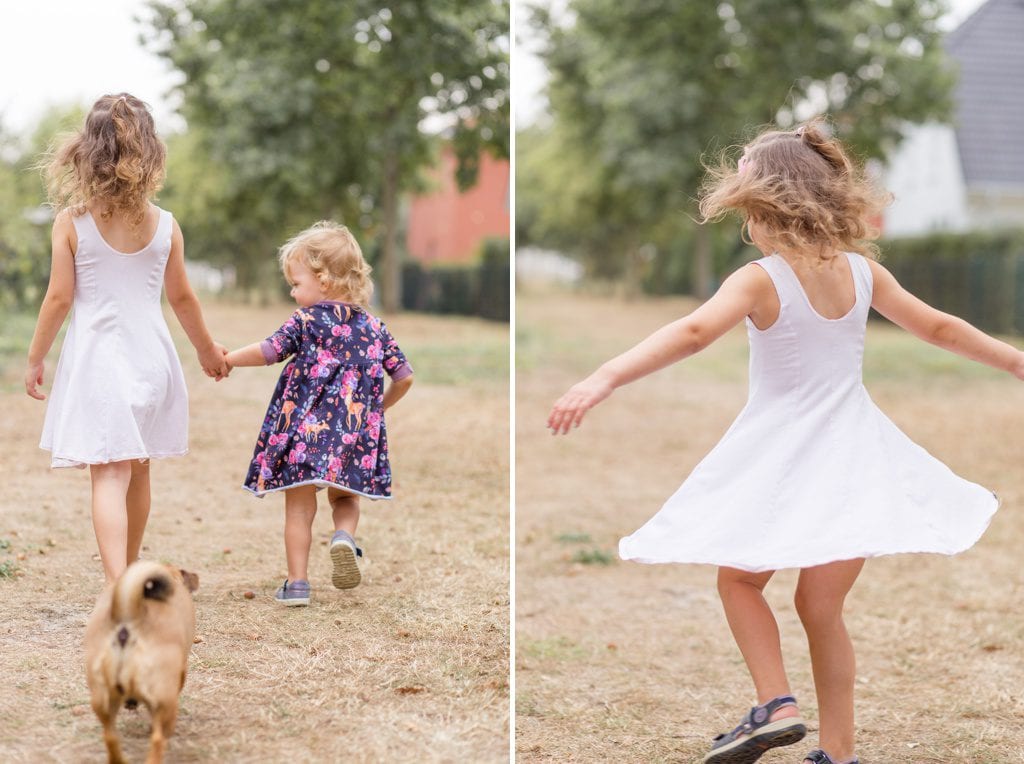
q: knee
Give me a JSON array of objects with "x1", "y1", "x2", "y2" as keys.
[
  {"x1": 717, "y1": 570, "x2": 764, "y2": 600},
  {"x1": 92, "y1": 461, "x2": 133, "y2": 485},
  {"x1": 793, "y1": 587, "x2": 844, "y2": 629}
]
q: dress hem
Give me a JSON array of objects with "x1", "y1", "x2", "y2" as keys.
[
  {"x1": 40, "y1": 447, "x2": 189, "y2": 470},
  {"x1": 619, "y1": 493, "x2": 1000, "y2": 573},
  {"x1": 243, "y1": 479, "x2": 391, "y2": 501}
]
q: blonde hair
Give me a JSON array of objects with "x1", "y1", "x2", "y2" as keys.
[
  {"x1": 699, "y1": 119, "x2": 892, "y2": 262},
  {"x1": 279, "y1": 221, "x2": 373, "y2": 307},
  {"x1": 45, "y1": 93, "x2": 166, "y2": 226}
]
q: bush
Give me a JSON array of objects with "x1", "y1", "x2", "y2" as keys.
[
  {"x1": 400, "y1": 237, "x2": 509, "y2": 321},
  {"x1": 880, "y1": 230, "x2": 1024, "y2": 334}
]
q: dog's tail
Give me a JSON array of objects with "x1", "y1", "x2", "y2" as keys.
[{"x1": 110, "y1": 560, "x2": 175, "y2": 624}]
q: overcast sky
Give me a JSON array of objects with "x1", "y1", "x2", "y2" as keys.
[{"x1": 0, "y1": 0, "x2": 182, "y2": 137}]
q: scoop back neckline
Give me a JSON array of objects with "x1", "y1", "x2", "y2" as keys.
[{"x1": 85, "y1": 208, "x2": 164, "y2": 257}]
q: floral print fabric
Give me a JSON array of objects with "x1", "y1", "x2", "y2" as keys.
[{"x1": 244, "y1": 301, "x2": 411, "y2": 499}]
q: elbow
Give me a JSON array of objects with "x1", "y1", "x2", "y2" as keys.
[
  {"x1": 926, "y1": 314, "x2": 957, "y2": 347},
  {"x1": 43, "y1": 291, "x2": 73, "y2": 314},
  {"x1": 167, "y1": 290, "x2": 197, "y2": 312},
  {"x1": 683, "y1": 321, "x2": 711, "y2": 355}
]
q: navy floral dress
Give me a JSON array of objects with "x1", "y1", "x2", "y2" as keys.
[{"x1": 243, "y1": 301, "x2": 412, "y2": 499}]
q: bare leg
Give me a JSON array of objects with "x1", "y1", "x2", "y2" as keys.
[
  {"x1": 283, "y1": 486, "x2": 318, "y2": 581},
  {"x1": 90, "y1": 461, "x2": 133, "y2": 582},
  {"x1": 717, "y1": 566, "x2": 798, "y2": 718},
  {"x1": 327, "y1": 488, "x2": 360, "y2": 535},
  {"x1": 794, "y1": 558, "x2": 865, "y2": 763},
  {"x1": 126, "y1": 460, "x2": 151, "y2": 566}
]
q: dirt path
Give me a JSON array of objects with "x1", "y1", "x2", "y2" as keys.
[
  {"x1": 516, "y1": 291, "x2": 1024, "y2": 763},
  {"x1": 0, "y1": 302, "x2": 509, "y2": 763}
]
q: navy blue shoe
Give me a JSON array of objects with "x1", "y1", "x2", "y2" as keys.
[
  {"x1": 804, "y1": 749, "x2": 858, "y2": 764},
  {"x1": 703, "y1": 695, "x2": 806, "y2": 764}
]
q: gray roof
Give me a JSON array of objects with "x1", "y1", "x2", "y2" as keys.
[{"x1": 946, "y1": 0, "x2": 1024, "y2": 187}]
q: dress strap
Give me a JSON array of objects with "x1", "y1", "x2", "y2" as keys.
[
  {"x1": 845, "y1": 252, "x2": 874, "y2": 305},
  {"x1": 749, "y1": 255, "x2": 799, "y2": 309}
]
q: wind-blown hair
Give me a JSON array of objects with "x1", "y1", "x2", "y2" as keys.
[
  {"x1": 699, "y1": 119, "x2": 892, "y2": 262},
  {"x1": 46, "y1": 93, "x2": 165, "y2": 226},
  {"x1": 279, "y1": 221, "x2": 374, "y2": 308}
]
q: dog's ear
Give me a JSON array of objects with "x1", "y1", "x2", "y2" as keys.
[{"x1": 179, "y1": 569, "x2": 200, "y2": 593}]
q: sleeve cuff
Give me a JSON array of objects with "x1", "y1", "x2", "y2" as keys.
[
  {"x1": 259, "y1": 340, "x2": 278, "y2": 365},
  {"x1": 389, "y1": 362, "x2": 413, "y2": 381}
]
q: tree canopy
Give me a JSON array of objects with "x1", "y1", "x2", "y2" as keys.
[
  {"x1": 520, "y1": 0, "x2": 955, "y2": 295},
  {"x1": 145, "y1": 0, "x2": 509, "y2": 308}
]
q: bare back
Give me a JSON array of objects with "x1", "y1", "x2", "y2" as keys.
[
  {"x1": 85, "y1": 203, "x2": 162, "y2": 256},
  {"x1": 748, "y1": 252, "x2": 856, "y2": 331}
]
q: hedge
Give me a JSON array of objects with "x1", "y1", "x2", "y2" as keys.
[
  {"x1": 400, "y1": 237, "x2": 509, "y2": 321},
  {"x1": 879, "y1": 229, "x2": 1024, "y2": 334}
]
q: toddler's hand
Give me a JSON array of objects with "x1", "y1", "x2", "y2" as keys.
[
  {"x1": 25, "y1": 360, "x2": 46, "y2": 400},
  {"x1": 199, "y1": 342, "x2": 230, "y2": 381},
  {"x1": 547, "y1": 375, "x2": 614, "y2": 435}
]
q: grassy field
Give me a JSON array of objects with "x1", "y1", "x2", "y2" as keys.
[
  {"x1": 0, "y1": 300, "x2": 509, "y2": 763},
  {"x1": 516, "y1": 289, "x2": 1024, "y2": 763}
]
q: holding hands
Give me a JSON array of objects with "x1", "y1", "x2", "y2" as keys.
[{"x1": 199, "y1": 342, "x2": 230, "y2": 381}]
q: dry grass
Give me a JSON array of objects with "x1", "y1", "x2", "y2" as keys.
[
  {"x1": 0, "y1": 301, "x2": 509, "y2": 763},
  {"x1": 516, "y1": 289, "x2": 1024, "y2": 764}
]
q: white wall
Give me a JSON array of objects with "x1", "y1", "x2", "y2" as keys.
[{"x1": 882, "y1": 123, "x2": 969, "y2": 237}]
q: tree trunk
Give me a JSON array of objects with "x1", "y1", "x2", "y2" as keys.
[
  {"x1": 379, "y1": 152, "x2": 401, "y2": 313},
  {"x1": 692, "y1": 224, "x2": 713, "y2": 300}
]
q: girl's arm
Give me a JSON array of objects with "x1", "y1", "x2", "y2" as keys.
[
  {"x1": 548, "y1": 263, "x2": 774, "y2": 434},
  {"x1": 163, "y1": 220, "x2": 229, "y2": 379},
  {"x1": 383, "y1": 375, "x2": 414, "y2": 410},
  {"x1": 224, "y1": 343, "x2": 268, "y2": 369},
  {"x1": 869, "y1": 260, "x2": 1024, "y2": 378},
  {"x1": 25, "y1": 212, "x2": 77, "y2": 400}
]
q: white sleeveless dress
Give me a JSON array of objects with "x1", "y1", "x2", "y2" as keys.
[
  {"x1": 39, "y1": 208, "x2": 189, "y2": 469},
  {"x1": 618, "y1": 252, "x2": 998, "y2": 572}
]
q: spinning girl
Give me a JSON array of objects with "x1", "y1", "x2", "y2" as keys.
[{"x1": 549, "y1": 121, "x2": 1020, "y2": 764}]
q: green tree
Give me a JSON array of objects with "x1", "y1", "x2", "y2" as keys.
[
  {"x1": 145, "y1": 0, "x2": 509, "y2": 310},
  {"x1": 526, "y1": 0, "x2": 955, "y2": 296},
  {"x1": 0, "y1": 107, "x2": 84, "y2": 310}
]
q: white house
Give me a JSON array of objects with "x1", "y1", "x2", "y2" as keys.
[{"x1": 883, "y1": 0, "x2": 1024, "y2": 237}]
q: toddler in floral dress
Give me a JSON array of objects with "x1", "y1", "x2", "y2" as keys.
[{"x1": 225, "y1": 222, "x2": 413, "y2": 605}]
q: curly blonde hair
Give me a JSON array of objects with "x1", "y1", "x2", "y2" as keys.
[
  {"x1": 699, "y1": 119, "x2": 892, "y2": 262},
  {"x1": 279, "y1": 221, "x2": 373, "y2": 307},
  {"x1": 45, "y1": 93, "x2": 165, "y2": 226}
]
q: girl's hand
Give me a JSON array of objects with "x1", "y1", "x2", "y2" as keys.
[
  {"x1": 198, "y1": 342, "x2": 230, "y2": 380},
  {"x1": 547, "y1": 375, "x2": 614, "y2": 435},
  {"x1": 1012, "y1": 352, "x2": 1024, "y2": 382},
  {"x1": 25, "y1": 360, "x2": 46, "y2": 400}
]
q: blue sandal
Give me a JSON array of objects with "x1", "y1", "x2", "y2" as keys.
[
  {"x1": 804, "y1": 749, "x2": 859, "y2": 764},
  {"x1": 702, "y1": 695, "x2": 807, "y2": 764}
]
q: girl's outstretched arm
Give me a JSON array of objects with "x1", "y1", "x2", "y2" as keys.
[
  {"x1": 25, "y1": 212, "x2": 76, "y2": 400},
  {"x1": 548, "y1": 263, "x2": 774, "y2": 434},
  {"x1": 163, "y1": 220, "x2": 229, "y2": 379},
  {"x1": 869, "y1": 260, "x2": 1024, "y2": 378}
]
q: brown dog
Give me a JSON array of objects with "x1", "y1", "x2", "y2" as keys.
[{"x1": 84, "y1": 561, "x2": 199, "y2": 764}]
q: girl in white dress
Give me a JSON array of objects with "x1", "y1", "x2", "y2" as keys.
[
  {"x1": 548, "y1": 121, "x2": 1024, "y2": 764},
  {"x1": 24, "y1": 93, "x2": 228, "y2": 583}
]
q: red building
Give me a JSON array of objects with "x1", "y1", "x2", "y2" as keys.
[{"x1": 405, "y1": 147, "x2": 509, "y2": 264}]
